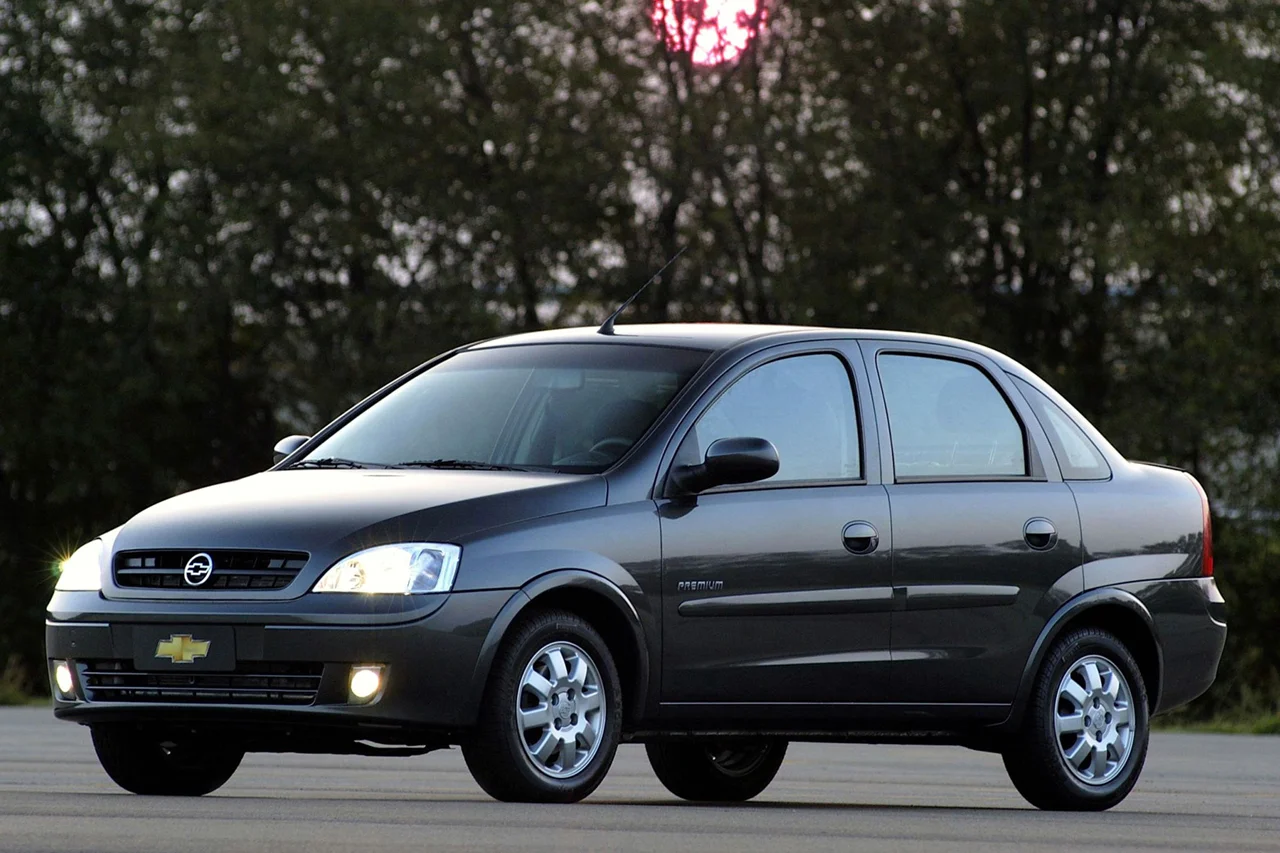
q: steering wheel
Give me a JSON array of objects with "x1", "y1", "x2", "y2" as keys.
[{"x1": 588, "y1": 437, "x2": 634, "y2": 457}]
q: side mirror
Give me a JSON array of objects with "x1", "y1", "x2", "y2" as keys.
[
  {"x1": 273, "y1": 435, "x2": 312, "y2": 465},
  {"x1": 673, "y1": 437, "x2": 780, "y2": 494}
]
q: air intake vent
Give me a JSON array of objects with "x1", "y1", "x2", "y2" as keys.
[
  {"x1": 114, "y1": 550, "x2": 309, "y2": 591},
  {"x1": 80, "y1": 660, "x2": 323, "y2": 705}
]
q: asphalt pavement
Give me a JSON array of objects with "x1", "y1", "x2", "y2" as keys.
[{"x1": 1, "y1": 705, "x2": 1277, "y2": 852}]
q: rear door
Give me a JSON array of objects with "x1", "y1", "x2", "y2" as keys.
[
  {"x1": 861, "y1": 341, "x2": 1083, "y2": 706},
  {"x1": 658, "y1": 344, "x2": 894, "y2": 707}
]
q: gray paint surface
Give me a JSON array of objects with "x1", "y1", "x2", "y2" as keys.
[{"x1": 2, "y1": 707, "x2": 1277, "y2": 853}]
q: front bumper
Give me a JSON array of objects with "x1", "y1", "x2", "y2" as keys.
[{"x1": 45, "y1": 588, "x2": 516, "y2": 744}]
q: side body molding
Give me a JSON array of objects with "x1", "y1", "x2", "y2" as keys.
[
  {"x1": 998, "y1": 586, "x2": 1162, "y2": 732},
  {"x1": 462, "y1": 569, "x2": 650, "y2": 726}
]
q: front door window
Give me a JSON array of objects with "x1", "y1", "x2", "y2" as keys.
[{"x1": 677, "y1": 354, "x2": 861, "y2": 484}]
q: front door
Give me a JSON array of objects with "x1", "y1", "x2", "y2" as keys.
[
  {"x1": 659, "y1": 349, "x2": 894, "y2": 706},
  {"x1": 864, "y1": 343, "x2": 1084, "y2": 705}
]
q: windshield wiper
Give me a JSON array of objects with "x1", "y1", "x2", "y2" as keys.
[
  {"x1": 396, "y1": 459, "x2": 533, "y2": 472},
  {"x1": 288, "y1": 457, "x2": 373, "y2": 470}
]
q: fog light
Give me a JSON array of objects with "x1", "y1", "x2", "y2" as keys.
[
  {"x1": 54, "y1": 661, "x2": 74, "y2": 697},
  {"x1": 349, "y1": 665, "x2": 384, "y2": 702}
]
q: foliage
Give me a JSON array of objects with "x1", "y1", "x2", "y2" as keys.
[
  {"x1": 0, "y1": 654, "x2": 33, "y2": 705},
  {"x1": 2, "y1": 0, "x2": 1279, "y2": 714}
]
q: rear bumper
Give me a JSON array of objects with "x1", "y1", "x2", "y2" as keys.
[
  {"x1": 45, "y1": 588, "x2": 516, "y2": 742},
  {"x1": 1119, "y1": 577, "x2": 1227, "y2": 714}
]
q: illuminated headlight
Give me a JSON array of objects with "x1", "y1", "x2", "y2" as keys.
[
  {"x1": 312, "y1": 544, "x2": 461, "y2": 595},
  {"x1": 55, "y1": 539, "x2": 105, "y2": 592}
]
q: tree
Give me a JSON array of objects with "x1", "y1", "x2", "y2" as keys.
[{"x1": 2, "y1": 0, "x2": 1279, "y2": 714}]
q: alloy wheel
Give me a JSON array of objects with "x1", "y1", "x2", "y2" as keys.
[
  {"x1": 516, "y1": 641, "x2": 606, "y2": 779},
  {"x1": 705, "y1": 741, "x2": 775, "y2": 778},
  {"x1": 1054, "y1": 654, "x2": 1135, "y2": 785}
]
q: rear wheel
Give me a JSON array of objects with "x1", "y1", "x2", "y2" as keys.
[
  {"x1": 462, "y1": 609, "x2": 622, "y2": 803},
  {"x1": 646, "y1": 738, "x2": 787, "y2": 802},
  {"x1": 1003, "y1": 627, "x2": 1149, "y2": 810},
  {"x1": 91, "y1": 725, "x2": 243, "y2": 796}
]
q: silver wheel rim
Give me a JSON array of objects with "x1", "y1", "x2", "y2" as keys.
[
  {"x1": 1054, "y1": 654, "x2": 1135, "y2": 786},
  {"x1": 706, "y1": 741, "x2": 772, "y2": 778},
  {"x1": 516, "y1": 641, "x2": 606, "y2": 779}
]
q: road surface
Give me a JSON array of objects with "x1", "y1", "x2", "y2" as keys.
[{"x1": 1, "y1": 706, "x2": 1277, "y2": 852}]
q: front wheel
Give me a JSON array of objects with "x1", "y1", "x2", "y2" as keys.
[
  {"x1": 646, "y1": 738, "x2": 787, "y2": 802},
  {"x1": 1003, "y1": 627, "x2": 1149, "y2": 811},
  {"x1": 462, "y1": 609, "x2": 622, "y2": 803},
  {"x1": 91, "y1": 725, "x2": 243, "y2": 796}
]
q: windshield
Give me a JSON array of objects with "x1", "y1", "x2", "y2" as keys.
[{"x1": 297, "y1": 344, "x2": 709, "y2": 473}]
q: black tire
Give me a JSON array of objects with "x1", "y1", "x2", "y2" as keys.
[
  {"x1": 646, "y1": 738, "x2": 787, "y2": 802},
  {"x1": 1003, "y1": 627, "x2": 1150, "y2": 811},
  {"x1": 91, "y1": 725, "x2": 243, "y2": 796},
  {"x1": 462, "y1": 609, "x2": 623, "y2": 803}
]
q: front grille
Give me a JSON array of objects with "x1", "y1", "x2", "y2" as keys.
[
  {"x1": 114, "y1": 550, "x2": 309, "y2": 591},
  {"x1": 80, "y1": 661, "x2": 323, "y2": 705}
]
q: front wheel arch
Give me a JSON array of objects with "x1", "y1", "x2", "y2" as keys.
[{"x1": 464, "y1": 571, "x2": 649, "y2": 728}]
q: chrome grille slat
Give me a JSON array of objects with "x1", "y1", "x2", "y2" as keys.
[{"x1": 114, "y1": 550, "x2": 309, "y2": 591}]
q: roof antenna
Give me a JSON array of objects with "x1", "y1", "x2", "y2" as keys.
[{"x1": 598, "y1": 246, "x2": 687, "y2": 336}]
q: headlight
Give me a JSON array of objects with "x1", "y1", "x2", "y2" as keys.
[
  {"x1": 312, "y1": 543, "x2": 461, "y2": 595},
  {"x1": 55, "y1": 539, "x2": 106, "y2": 592}
]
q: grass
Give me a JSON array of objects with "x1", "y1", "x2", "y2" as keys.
[{"x1": 1153, "y1": 713, "x2": 1280, "y2": 734}]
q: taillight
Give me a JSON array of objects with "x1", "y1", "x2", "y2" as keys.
[{"x1": 1189, "y1": 475, "x2": 1214, "y2": 577}]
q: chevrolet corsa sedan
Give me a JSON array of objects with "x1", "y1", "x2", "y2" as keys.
[{"x1": 47, "y1": 324, "x2": 1226, "y2": 810}]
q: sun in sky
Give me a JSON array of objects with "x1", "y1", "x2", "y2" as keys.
[{"x1": 651, "y1": 0, "x2": 767, "y2": 66}]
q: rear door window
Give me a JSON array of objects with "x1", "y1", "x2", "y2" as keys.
[{"x1": 877, "y1": 354, "x2": 1027, "y2": 479}]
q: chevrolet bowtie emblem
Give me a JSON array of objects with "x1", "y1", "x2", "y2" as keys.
[{"x1": 154, "y1": 634, "x2": 211, "y2": 665}]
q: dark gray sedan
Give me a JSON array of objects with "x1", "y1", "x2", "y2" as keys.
[{"x1": 46, "y1": 324, "x2": 1225, "y2": 810}]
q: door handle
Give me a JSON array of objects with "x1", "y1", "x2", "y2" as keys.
[
  {"x1": 842, "y1": 521, "x2": 880, "y2": 555},
  {"x1": 1024, "y1": 518, "x2": 1058, "y2": 551}
]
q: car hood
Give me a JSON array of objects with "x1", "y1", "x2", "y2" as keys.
[{"x1": 113, "y1": 469, "x2": 607, "y2": 562}]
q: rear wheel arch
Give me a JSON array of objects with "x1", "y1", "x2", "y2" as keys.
[
  {"x1": 1061, "y1": 605, "x2": 1161, "y2": 714},
  {"x1": 465, "y1": 571, "x2": 649, "y2": 728},
  {"x1": 1009, "y1": 590, "x2": 1163, "y2": 729}
]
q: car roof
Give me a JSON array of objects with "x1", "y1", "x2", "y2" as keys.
[
  {"x1": 467, "y1": 322, "x2": 1010, "y2": 361},
  {"x1": 468, "y1": 323, "x2": 819, "y2": 352}
]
